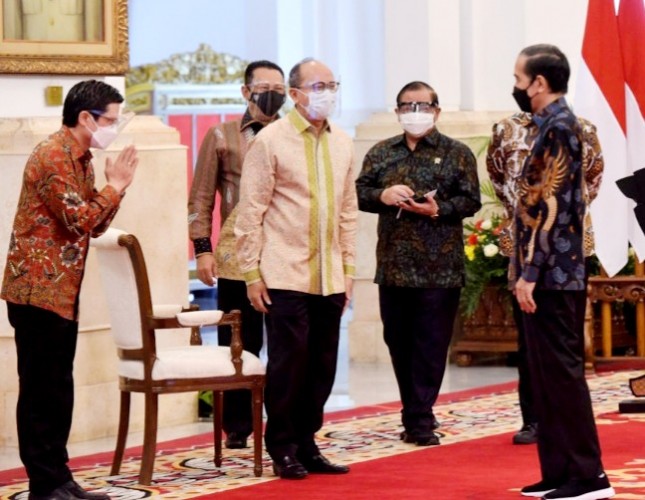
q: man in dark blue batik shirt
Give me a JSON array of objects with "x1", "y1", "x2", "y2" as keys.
[{"x1": 511, "y1": 44, "x2": 615, "y2": 500}]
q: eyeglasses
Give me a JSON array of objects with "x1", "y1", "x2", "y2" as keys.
[
  {"x1": 248, "y1": 81, "x2": 286, "y2": 94},
  {"x1": 294, "y1": 81, "x2": 340, "y2": 94},
  {"x1": 89, "y1": 110, "x2": 134, "y2": 131},
  {"x1": 397, "y1": 101, "x2": 438, "y2": 113}
]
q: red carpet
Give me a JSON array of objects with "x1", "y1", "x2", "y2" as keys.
[
  {"x1": 214, "y1": 416, "x2": 644, "y2": 500},
  {"x1": 1, "y1": 373, "x2": 643, "y2": 499}
]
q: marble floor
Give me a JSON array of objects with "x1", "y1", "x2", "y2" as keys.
[{"x1": 0, "y1": 361, "x2": 518, "y2": 472}]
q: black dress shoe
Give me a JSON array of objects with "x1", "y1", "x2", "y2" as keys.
[
  {"x1": 60, "y1": 481, "x2": 110, "y2": 500},
  {"x1": 401, "y1": 431, "x2": 440, "y2": 446},
  {"x1": 29, "y1": 481, "x2": 109, "y2": 500},
  {"x1": 28, "y1": 488, "x2": 75, "y2": 500},
  {"x1": 272, "y1": 456, "x2": 308, "y2": 479},
  {"x1": 298, "y1": 454, "x2": 350, "y2": 474},
  {"x1": 513, "y1": 423, "x2": 538, "y2": 445},
  {"x1": 225, "y1": 432, "x2": 248, "y2": 449}
]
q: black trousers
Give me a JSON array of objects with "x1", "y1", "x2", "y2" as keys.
[
  {"x1": 379, "y1": 286, "x2": 461, "y2": 437},
  {"x1": 514, "y1": 260, "x2": 590, "y2": 428},
  {"x1": 7, "y1": 302, "x2": 77, "y2": 495},
  {"x1": 522, "y1": 290, "x2": 604, "y2": 483},
  {"x1": 263, "y1": 289, "x2": 345, "y2": 460},
  {"x1": 512, "y1": 297, "x2": 537, "y2": 427},
  {"x1": 216, "y1": 278, "x2": 264, "y2": 437}
]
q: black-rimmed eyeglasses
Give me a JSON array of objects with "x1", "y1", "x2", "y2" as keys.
[{"x1": 397, "y1": 101, "x2": 438, "y2": 113}]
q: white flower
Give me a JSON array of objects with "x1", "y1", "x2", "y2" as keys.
[
  {"x1": 481, "y1": 219, "x2": 493, "y2": 230},
  {"x1": 483, "y1": 243, "x2": 499, "y2": 258}
]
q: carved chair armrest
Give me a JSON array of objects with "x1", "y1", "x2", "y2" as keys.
[
  {"x1": 176, "y1": 310, "x2": 244, "y2": 373},
  {"x1": 149, "y1": 304, "x2": 203, "y2": 344}
]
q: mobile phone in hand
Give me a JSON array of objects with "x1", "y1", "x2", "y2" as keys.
[{"x1": 409, "y1": 189, "x2": 437, "y2": 203}]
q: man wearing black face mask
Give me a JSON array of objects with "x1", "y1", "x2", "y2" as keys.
[
  {"x1": 510, "y1": 44, "x2": 614, "y2": 500},
  {"x1": 487, "y1": 114, "x2": 603, "y2": 447},
  {"x1": 188, "y1": 60, "x2": 286, "y2": 449}
]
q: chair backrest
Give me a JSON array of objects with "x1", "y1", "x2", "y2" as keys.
[{"x1": 91, "y1": 228, "x2": 154, "y2": 351}]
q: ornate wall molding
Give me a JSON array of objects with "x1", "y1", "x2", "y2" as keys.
[{"x1": 0, "y1": 0, "x2": 129, "y2": 75}]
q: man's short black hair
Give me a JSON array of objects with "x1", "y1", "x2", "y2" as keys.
[
  {"x1": 520, "y1": 44, "x2": 570, "y2": 94},
  {"x1": 62, "y1": 80, "x2": 124, "y2": 127},
  {"x1": 396, "y1": 81, "x2": 439, "y2": 107},
  {"x1": 244, "y1": 60, "x2": 284, "y2": 86}
]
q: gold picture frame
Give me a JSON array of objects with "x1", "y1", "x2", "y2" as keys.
[{"x1": 0, "y1": 0, "x2": 128, "y2": 75}]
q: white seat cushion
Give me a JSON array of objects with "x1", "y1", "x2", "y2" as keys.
[
  {"x1": 176, "y1": 310, "x2": 224, "y2": 326},
  {"x1": 118, "y1": 345, "x2": 265, "y2": 380}
]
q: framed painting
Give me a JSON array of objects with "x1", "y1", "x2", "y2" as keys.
[{"x1": 0, "y1": 0, "x2": 128, "y2": 74}]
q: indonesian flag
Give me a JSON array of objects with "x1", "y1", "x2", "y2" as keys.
[
  {"x1": 575, "y1": 0, "x2": 628, "y2": 276},
  {"x1": 618, "y1": 0, "x2": 645, "y2": 259}
]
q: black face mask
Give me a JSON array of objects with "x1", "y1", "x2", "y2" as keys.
[
  {"x1": 512, "y1": 83, "x2": 534, "y2": 113},
  {"x1": 251, "y1": 90, "x2": 286, "y2": 118}
]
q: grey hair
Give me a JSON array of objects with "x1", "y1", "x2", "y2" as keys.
[{"x1": 288, "y1": 57, "x2": 316, "y2": 88}]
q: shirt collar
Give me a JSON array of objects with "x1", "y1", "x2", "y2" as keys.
[
  {"x1": 288, "y1": 108, "x2": 332, "y2": 134},
  {"x1": 240, "y1": 108, "x2": 279, "y2": 133},
  {"x1": 394, "y1": 127, "x2": 441, "y2": 149},
  {"x1": 531, "y1": 97, "x2": 569, "y2": 128},
  {"x1": 514, "y1": 112, "x2": 533, "y2": 127},
  {"x1": 60, "y1": 126, "x2": 93, "y2": 162}
]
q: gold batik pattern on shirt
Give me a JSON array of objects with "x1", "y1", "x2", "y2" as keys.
[{"x1": 486, "y1": 112, "x2": 603, "y2": 262}]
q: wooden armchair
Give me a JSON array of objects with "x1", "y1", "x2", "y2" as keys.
[{"x1": 90, "y1": 228, "x2": 265, "y2": 485}]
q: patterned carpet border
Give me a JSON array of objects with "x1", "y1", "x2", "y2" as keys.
[{"x1": 0, "y1": 371, "x2": 642, "y2": 499}]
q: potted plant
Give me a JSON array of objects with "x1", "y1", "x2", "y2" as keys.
[
  {"x1": 453, "y1": 207, "x2": 518, "y2": 366},
  {"x1": 461, "y1": 214, "x2": 511, "y2": 318}
]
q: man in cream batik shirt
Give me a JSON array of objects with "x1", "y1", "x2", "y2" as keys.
[{"x1": 235, "y1": 58, "x2": 357, "y2": 480}]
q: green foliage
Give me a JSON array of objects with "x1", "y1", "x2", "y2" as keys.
[
  {"x1": 480, "y1": 180, "x2": 503, "y2": 209},
  {"x1": 462, "y1": 214, "x2": 511, "y2": 317},
  {"x1": 198, "y1": 390, "x2": 213, "y2": 408}
]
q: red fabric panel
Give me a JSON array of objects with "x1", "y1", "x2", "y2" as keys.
[
  {"x1": 196, "y1": 115, "x2": 221, "y2": 151},
  {"x1": 581, "y1": 0, "x2": 626, "y2": 132},
  {"x1": 224, "y1": 113, "x2": 244, "y2": 122}
]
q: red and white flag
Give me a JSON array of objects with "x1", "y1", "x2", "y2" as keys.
[
  {"x1": 618, "y1": 0, "x2": 645, "y2": 258},
  {"x1": 575, "y1": 0, "x2": 628, "y2": 276}
]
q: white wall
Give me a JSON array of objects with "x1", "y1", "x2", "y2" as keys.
[
  {"x1": 383, "y1": 0, "x2": 588, "y2": 112},
  {"x1": 0, "y1": 76, "x2": 125, "y2": 119},
  {"x1": 129, "y1": 0, "x2": 269, "y2": 66},
  {"x1": 0, "y1": 0, "x2": 591, "y2": 124}
]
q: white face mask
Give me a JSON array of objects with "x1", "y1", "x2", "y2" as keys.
[
  {"x1": 398, "y1": 112, "x2": 435, "y2": 137},
  {"x1": 302, "y1": 89, "x2": 337, "y2": 120},
  {"x1": 87, "y1": 116, "x2": 119, "y2": 150}
]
